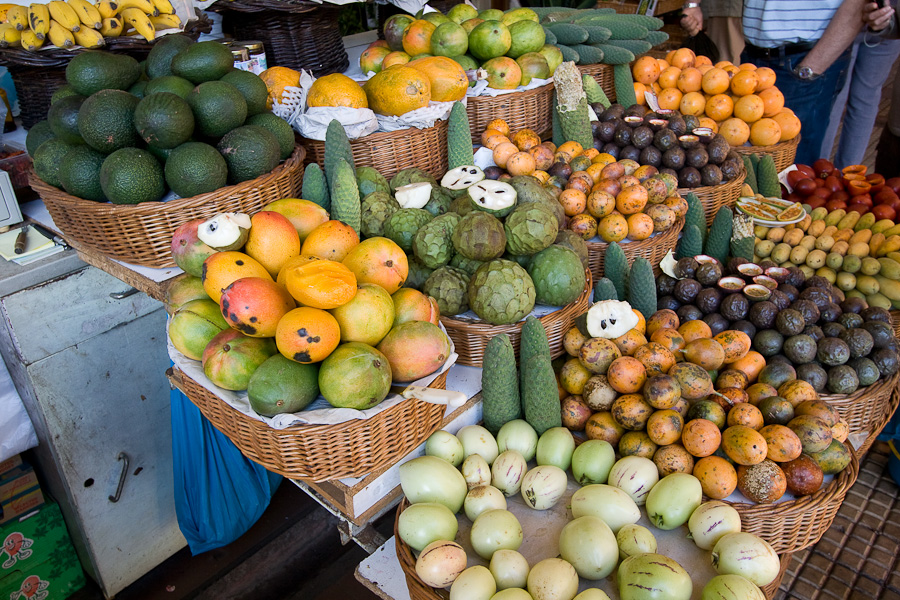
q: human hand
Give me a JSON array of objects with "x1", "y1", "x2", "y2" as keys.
[
  {"x1": 864, "y1": 1, "x2": 894, "y2": 31},
  {"x1": 681, "y1": 6, "x2": 703, "y2": 36}
]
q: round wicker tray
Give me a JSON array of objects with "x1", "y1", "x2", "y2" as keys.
[
  {"x1": 440, "y1": 269, "x2": 592, "y2": 367},
  {"x1": 679, "y1": 166, "x2": 747, "y2": 226},
  {"x1": 733, "y1": 136, "x2": 801, "y2": 173},
  {"x1": 300, "y1": 120, "x2": 448, "y2": 181},
  {"x1": 726, "y1": 440, "x2": 860, "y2": 554},
  {"x1": 820, "y1": 372, "x2": 900, "y2": 457},
  {"x1": 170, "y1": 366, "x2": 449, "y2": 482},
  {"x1": 29, "y1": 145, "x2": 305, "y2": 268},
  {"x1": 465, "y1": 83, "x2": 554, "y2": 143},
  {"x1": 586, "y1": 217, "x2": 683, "y2": 282}
]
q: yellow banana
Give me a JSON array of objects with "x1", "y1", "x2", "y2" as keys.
[
  {"x1": 47, "y1": 18, "x2": 74, "y2": 46},
  {"x1": 0, "y1": 23, "x2": 21, "y2": 46},
  {"x1": 96, "y1": 0, "x2": 117, "y2": 18},
  {"x1": 67, "y1": 0, "x2": 102, "y2": 29},
  {"x1": 116, "y1": 0, "x2": 157, "y2": 15},
  {"x1": 149, "y1": 12, "x2": 179, "y2": 29},
  {"x1": 73, "y1": 24, "x2": 103, "y2": 46},
  {"x1": 120, "y1": 6, "x2": 152, "y2": 40},
  {"x1": 99, "y1": 15, "x2": 120, "y2": 35},
  {"x1": 48, "y1": 0, "x2": 81, "y2": 31},
  {"x1": 7, "y1": 6, "x2": 29, "y2": 30},
  {"x1": 149, "y1": 0, "x2": 171, "y2": 14},
  {"x1": 28, "y1": 3, "x2": 50, "y2": 39},
  {"x1": 20, "y1": 27, "x2": 43, "y2": 49},
  {"x1": 0, "y1": 5, "x2": 19, "y2": 23}
]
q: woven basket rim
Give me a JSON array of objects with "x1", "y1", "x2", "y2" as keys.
[
  {"x1": 29, "y1": 144, "x2": 306, "y2": 216},
  {"x1": 586, "y1": 216, "x2": 684, "y2": 250},
  {"x1": 677, "y1": 165, "x2": 746, "y2": 196},
  {"x1": 467, "y1": 82, "x2": 554, "y2": 104},
  {"x1": 299, "y1": 118, "x2": 448, "y2": 146},
  {"x1": 732, "y1": 135, "x2": 802, "y2": 154},
  {"x1": 819, "y1": 371, "x2": 899, "y2": 404}
]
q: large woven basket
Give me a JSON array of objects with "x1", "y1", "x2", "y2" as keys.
[
  {"x1": 29, "y1": 145, "x2": 305, "y2": 268},
  {"x1": 441, "y1": 269, "x2": 592, "y2": 367},
  {"x1": 727, "y1": 441, "x2": 860, "y2": 554},
  {"x1": 210, "y1": 0, "x2": 347, "y2": 75},
  {"x1": 890, "y1": 310, "x2": 900, "y2": 337},
  {"x1": 679, "y1": 166, "x2": 747, "y2": 226},
  {"x1": 169, "y1": 366, "x2": 449, "y2": 482},
  {"x1": 733, "y1": 136, "x2": 801, "y2": 173},
  {"x1": 578, "y1": 63, "x2": 615, "y2": 102},
  {"x1": 465, "y1": 84, "x2": 554, "y2": 143},
  {"x1": 300, "y1": 120, "x2": 448, "y2": 181},
  {"x1": 820, "y1": 372, "x2": 900, "y2": 457},
  {"x1": 586, "y1": 217, "x2": 683, "y2": 282}
]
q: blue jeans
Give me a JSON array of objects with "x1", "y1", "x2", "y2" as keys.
[
  {"x1": 741, "y1": 48, "x2": 852, "y2": 166},
  {"x1": 821, "y1": 34, "x2": 900, "y2": 168}
]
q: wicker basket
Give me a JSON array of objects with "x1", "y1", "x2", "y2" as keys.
[
  {"x1": 211, "y1": 0, "x2": 347, "y2": 75},
  {"x1": 679, "y1": 167, "x2": 747, "y2": 226},
  {"x1": 29, "y1": 145, "x2": 305, "y2": 268},
  {"x1": 727, "y1": 441, "x2": 860, "y2": 554},
  {"x1": 578, "y1": 63, "x2": 615, "y2": 103},
  {"x1": 761, "y1": 552, "x2": 793, "y2": 600},
  {"x1": 586, "y1": 217, "x2": 683, "y2": 282},
  {"x1": 890, "y1": 310, "x2": 900, "y2": 338},
  {"x1": 169, "y1": 366, "x2": 450, "y2": 481},
  {"x1": 465, "y1": 84, "x2": 554, "y2": 143},
  {"x1": 300, "y1": 120, "x2": 448, "y2": 181},
  {"x1": 441, "y1": 269, "x2": 592, "y2": 367},
  {"x1": 733, "y1": 136, "x2": 801, "y2": 173},
  {"x1": 820, "y1": 372, "x2": 900, "y2": 457}
]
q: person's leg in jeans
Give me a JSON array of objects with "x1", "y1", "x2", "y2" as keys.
[
  {"x1": 821, "y1": 36, "x2": 862, "y2": 160},
  {"x1": 833, "y1": 37, "x2": 900, "y2": 167},
  {"x1": 875, "y1": 72, "x2": 900, "y2": 178}
]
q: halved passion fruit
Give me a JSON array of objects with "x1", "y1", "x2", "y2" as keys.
[
  {"x1": 718, "y1": 276, "x2": 746, "y2": 292},
  {"x1": 744, "y1": 284, "x2": 772, "y2": 301},
  {"x1": 737, "y1": 263, "x2": 764, "y2": 277},
  {"x1": 695, "y1": 254, "x2": 719, "y2": 266},
  {"x1": 648, "y1": 118, "x2": 669, "y2": 131},
  {"x1": 693, "y1": 127, "x2": 715, "y2": 142},
  {"x1": 753, "y1": 275, "x2": 778, "y2": 290},
  {"x1": 678, "y1": 134, "x2": 700, "y2": 149},
  {"x1": 765, "y1": 267, "x2": 790, "y2": 283},
  {"x1": 624, "y1": 115, "x2": 644, "y2": 126}
]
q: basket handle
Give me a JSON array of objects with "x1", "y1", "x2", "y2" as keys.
[{"x1": 889, "y1": 439, "x2": 900, "y2": 461}]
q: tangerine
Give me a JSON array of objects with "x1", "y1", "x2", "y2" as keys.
[
  {"x1": 656, "y1": 58, "x2": 670, "y2": 71},
  {"x1": 738, "y1": 62, "x2": 758, "y2": 70},
  {"x1": 670, "y1": 47, "x2": 696, "y2": 69},
  {"x1": 697, "y1": 116, "x2": 719, "y2": 132},
  {"x1": 678, "y1": 319, "x2": 713, "y2": 342},
  {"x1": 634, "y1": 82, "x2": 647, "y2": 105},
  {"x1": 730, "y1": 70, "x2": 759, "y2": 95},
  {"x1": 718, "y1": 117, "x2": 751, "y2": 146},
  {"x1": 694, "y1": 54, "x2": 713, "y2": 67},
  {"x1": 749, "y1": 118, "x2": 782, "y2": 146},
  {"x1": 598, "y1": 212, "x2": 628, "y2": 242},
  {"x1": 705, "y1": 93, "x2": 734, "y2": 121},
  {"x1": 758, "y1": 86, "x2": 785, "y2": 117},
  {"x1": 506, "y1": 151, "x2": 536, "y2": 176},
  {"x1": 626, "y1": 212, "x2": 654, "y2": 240},
  {"x1": 586, "y1": 189, "x2": 616, "y2": 219},
  {"x1": 486, "y1": 118, "x2": 510, "y2": 136},
  {"x1": 607, "y1": 356, "x2": 648, "y2": 394},
  {"x1": 616, "y1": 184, "x2": 649, "y2": 214},
  {"x1": 307, "y1": 73, "x2": 368, "y2": 109},
  {"x1": 484, "y1": 133, "x2": 511, "y2": 150},
  {"x1": 481, "y1": 128, "x2": 504, "y2": 146},
  {"x1": 512, "y1": 128, "x2": 541, "y2": 151},
  {"x1": 492, "y1": 141, "x2": 519, "y2": 168}
]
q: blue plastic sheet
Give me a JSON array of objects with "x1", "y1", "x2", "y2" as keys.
[{"x1": 170, "y1": 386, "x2": 281, "y2": 555}]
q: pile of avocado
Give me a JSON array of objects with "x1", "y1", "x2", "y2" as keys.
[{"x1": 26, "y1": 37, "x2": 295, "y2": 204}]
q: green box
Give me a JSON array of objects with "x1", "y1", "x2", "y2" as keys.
[{"x1": 0, "y1": 502, "x2": 85, "y2": 599}]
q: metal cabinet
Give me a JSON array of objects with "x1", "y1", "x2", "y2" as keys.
[{"x1": 0, "y1": 264, "x2": 185, "y2": 598}]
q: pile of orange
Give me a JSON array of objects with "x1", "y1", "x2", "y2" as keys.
[{"x1": 630, "y1": 47, "x2": 802, "y2": 148}]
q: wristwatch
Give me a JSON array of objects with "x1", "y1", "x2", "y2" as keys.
[{"x1": 793, "y1": 64, "x2": 822, "y2": 81}]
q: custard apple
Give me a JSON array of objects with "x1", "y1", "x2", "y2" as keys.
[
  {"x1": 451, "y1": 211, "x2": 507, "y2": 261},
  {"x1": 384, "y1": 208, "x2": 433, "y2": 252},
  {"x1": 554, "y1": 230, "x2": 590, "y2": 271},
  {"x1": 508, "y1": 175, "x2": 565, "y2": 226},
  {"x1": 414, "y1": 212, "x2": 460, "y2": 269},
  {"x1": 528, "y1": 245, "x2": 586, "y2": 306},
  {"x1": 390, "y1": 167, "x2": 437, "y2": 191},
  {"x1": 403, "y1": 257, "x2": 434, "y2": 290},
  {"x1": 504, "y1": 203, "x2": 558, "y2": 256},
  {"x1": 450, "y1": 253, "x2": 485, "y2": 276},
  {"x1": 423, "y1": 266, "x2": 470, "y2": 315},
  {"x1": 356, "y1": 166, "x2": 391, "y2": 198},
  {"x1": 468, "y1": 259, "x2": 536, "y2": 325},
  {"x1": 361, "y1": 191, "x2": 400, "y2": 238},
  {"x1": 424, "y1": 186, "x2": 453, "y2": 217},
  {"x1": 450, "y1": 194, "x2": 476, "y2": 216}
]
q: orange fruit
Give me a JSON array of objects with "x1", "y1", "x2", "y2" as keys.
[
  {"x1": 670, "y1": 47, "x2": 696, "y2": 69},
  {"x1": 694, "y1": 54, "x2": 713, "y2": 67},
  {"x1": 407, "y1": 56, "x2": 468, "y2": 102},
  {"x1": 665, "y1": 49, "x2": 677, "y2": 64},
  {"x1": 586, "y1": 189, "x2": 616, "y2": 219},
  {"x1": 676, "y1": 67, "x2": 702, "y2": 93},
  {"x1": 728, "y1": 350, "x2": 766, "y2": 383},
  {"x1": 382, "y1": 51, "x2": 411, "y2": 69},
  {"x1": 657, "y1": 87, "x2": 683, "y2": 110},
  {"x1": 559, "y1": 188, "x2": 588, "y2": 216},
  {"x1": 282, "y1": 258, "x2": 357, "y2": 309},
  {"x1": 259, "y1": 66, "x2": 301, "y2": 109},
  {"x1": 651, "y1": 81, "x2": 663, "y2": 95},
  {"x1": 634, "y1": 82, "x2": 647, "y2": 105},
  {"x1": 492, "y1": 141, "x2": 519, "y2": 168},
  {"x1": 658, "y1": 66, "x2": 682, "y2": 89},
  {"x1": 733, "y1": 94, "x2": 765, "y2": 123},
  {"x1": 721, "y1": 63, "x2": 740, "y2": 76},
  {"x1": 730, "y1": 69, "x2": 759, "y2": 95},
  {"x1": 307, "y1": 73, "x2": 368, "y2": 109},
  {"x1": 481, "y1": 128, "x2": 504, "y2": 146},
  {"x1": 755, "y1": 67, "x2": 777, "y2": 91},
  {"x1": 698, "y1": 116, "x2": 719, "y2": 132},
  {"x1": 714, "y1": 60, "x2": 733, "y2": 68},
  {"x1": 633, "y1": 55, "x2": 662, "y2": 84},
  {"x1": 679, "y1": 91, "x2": 706, "y2": 116},
  {"x1": 512, "y1": 129, "x2": 541, "y2": 151},
  {"x1": 301, "y1": 220, "x2": 360, "y2": 262},
  {"x1": 363, "y1": 66, "x2": 431, "y2": 116},
  {"x1": 616, "y1": 184, "x2": 649, "y2": 214},
  {"x1": 585, "y1": 162, "x2": 606, "y2": 184},
  {"x1": 718, "y1": 117, "x2": 751, "y2": 146},
  {"x1": 401, "y1": 19, "x2": 437, "y2": 57},
  {"x1": 275, "y1": 306, "x2": 341, "y2": 363},
  {"x1": 705, "y1": 93, "x2": 734, "y2": 121},
  {"x1": 772, "y1": 109, "x2": 802, "y2": 141},
  {"x1": 758, "y1": 86, "x2": 785, "y2": 117},
  {"x1": 486, "y1": 119, "x2": 510, "y2": 136},
  {"x1": 749, "y1": 118, "x2": 782, "y2": 146},
  {"x1": 656, "y1": 58, "x2": 670, "y2": 71},
  {"x1": 701, "y1": 67, "x2": 731, "y2": 95},
  {"x1": 678, "y1": 319, "x2": 713, "y2": 343},
  {"x1": 697, "y1": 63, "x2": 713, "y2": 75},
  {"x1": 738, "y1": 62, "x2": 758, "y2": 71},
  {"x1": 485, "y1": 133, "x2": 511, "y2": 150},
  {"x1": 598, "y1": 212, "x2": 628, "y2": 242},
  {"x1": 506, "y1": 151, "x2": 536, "y2": 176},
  {"x1": 626, "y1": 212, "x2": 654, "y2": 240}
]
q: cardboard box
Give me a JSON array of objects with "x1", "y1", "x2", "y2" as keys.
[
  {"x1": 0, "y1": 502, "x2": 85, "y2": 599},
  {"x1": 0, "y1": 465, "x2": 44, "y2": 525},
  {"x1": 0, "y1": 455, "x2": 22, "y2": 478}
]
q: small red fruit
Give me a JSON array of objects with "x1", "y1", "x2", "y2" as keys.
[
  {"x1": 805, "y1": 196, "x2": 826, "y2": 209},
  {"x1": 795, "y1": 164, "x2": 816, "y2": 179},
  {"x1": 886, "y1": 177, "x2": 900, "y2": 195},
  {"x1": 830, "y1": 190, "x2": 850, "y2": 203},
  {"x1": 874, "y1": 189, "x2": 898, "y2": 204},
  {"x1": 825, "y1": 199, "x2": 847, "y2": 211},
  {"x1": 854, "y1": 193, "x2": 873, "y2": 207},
  {"x1": 872, "y1": 204, "x2": 897, "y2": 221},
  {"x1": 866, "y1": 173, "x2": 885, "y2": 193},
  {"x1": 824, "y1": 175, "x2": 843, "y2": 192},
  {"x1": 814, "y1": 158, "x2": 835, "y2": 178},
  {"x1": 787, "y1": 170, "x2": 807, "y2": 187},
  {"x1": 812, "y1": 187, "x2": 832, "y2": 200},
  {"x1": 794, "y1": 178, "x2": 817, "y2": 196}
]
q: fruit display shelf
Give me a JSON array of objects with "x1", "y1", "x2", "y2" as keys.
[
  {"x1": 587, "y1": 217, "x2": 683, "y2": 282},
  {"x1": 167, "y1": 365, "x2": 450, "y2": 482},
  {"x1": 732, "y1": 135, "x2": 801, "y2": 173},
  {"x1": 465, "y1": 83, "x2": 554, "y2": 145},
  {"x1": 300, "y1": 120, "x2": 449, "y2": 182},
  {"x1": 28, "y1": 145, "x2": 305, "y2": 269},
  {"x1": 679, "y1": 164, "x2": 747, "y2": 226},
  {"x1": 820, "y1": 372, "x2": 900, "y2": 457},
  {"x1": 440, "y1": 269, "x2": 592, "y2": 368}
]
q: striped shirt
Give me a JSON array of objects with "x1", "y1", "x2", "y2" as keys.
[{"x1": 743, "y1": 0, "x2": 844, "y2": 48}]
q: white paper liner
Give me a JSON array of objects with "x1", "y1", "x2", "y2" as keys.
[
  {"x1": 167, "y1": 320, "x2": 461, "y2": 429},
  {"x1": 466, "y1": 77, "x2": 552, "y2": 98}
]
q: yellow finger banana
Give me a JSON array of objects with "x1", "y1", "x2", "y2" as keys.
[
  {"x1": 73, "y1": 24, "x2": 103, "y2": 46},
  {"x1": 99, "y1": 16, "x2": 121, "y2": 36},
  {"x1": 116, "y1": 0, "x2": 157, "y2": 16},
  {"x1": 96, "y1": 0, "x2": 117, "y2": 18},
  {"x1": 28, "y1": 3, "x2": 50, "y2": 39},
  {"x1": 48, "y1": 0, "x2": 81, "y2": 31},
  {"x1": 149, "y1": 0, "x2": 172, "y2": 14},
  {"x1": 7, "y1": 6, "x2": 29, "y2": 30},
  {"x1": 149, "y1": 12, "x2": 179, "y2": 29},
  {"x1": 0, "y1": 23, "x2": 21, "y2": 47},
  {"x1": 20, "y1": 27, "x2": 43, "y2": 49},
  {"x1": 67, "y1": 0, "x2": 102, "y2": 29},
  {"x1": 120, "y1": 6, "x2": 152, "y2": 40},
  {"x1": 0, "y1": 5, "x2": 19, "y2": 23},
  {"x1": 47, "y1": 18, "x2": 74, "y2": 46}
]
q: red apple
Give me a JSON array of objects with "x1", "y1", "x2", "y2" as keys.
[
  {"x1": 886, "y1": 177, "x2": 900, "y2": 195},
  {"x1": 796, "y1": 164, "x2": 816, "y2": 179},
  {"x1": 814, "y1": 158, "x2": 835, "y2": 179},
  {"x1": 825, "y1": 199, "x2": 848, "y2": 211},
  {"x1": 805, "y1": 196, "x2": 827, "y2": 209},
  {"x1": 847, "y1": 203, "x2": 870, "y2": 215},
  {"x1": 867, "y1": 173, "x2": 885, "y2": 193},
  {"x1": 794, "y1": 178, "x2": 817, "y2": 196},
  {"x1": 872, "y1": 204, "x2": 897, "y2": 221}
]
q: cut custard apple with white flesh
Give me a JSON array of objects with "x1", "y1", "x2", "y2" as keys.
[
  {"x1": 586, "y1": 300, "x2": 639, "y2": 339},
  {"x1": 197, "y1": 213, "x2": 251, "y2": 251},
  {"x1": 467, "y1": 180, "x2": 518, "y2": 218},
  {"x1": 441, "y1": 165, "x2": 485, "y2": 190},
  {"x1": 396, "y1": 182, "x2": 433, "y2": 209}
]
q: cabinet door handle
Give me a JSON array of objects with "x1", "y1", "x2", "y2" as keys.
[
  {"x1": 109, "y1": 452, "x2": 129, "y2": 503},
  {"x1": 110, "y1": 287, "x2": 139, "y2": 300}
]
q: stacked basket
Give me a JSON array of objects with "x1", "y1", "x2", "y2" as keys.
[
  {"x1": 733, "y1": 135, "x2": 801, "y2": 172},
  {"x1": 587, "y1": 218, "x2": 684, "y2": 281},
  {"x1": 681, "y1": 166, "x2": 747, "y2": 226},
  {"x1": 465, "y1": 83, "x2": 555, "y2": 144},
  {"x1": 820, "y1": 372, "x2": 900, "y2": 457}
]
